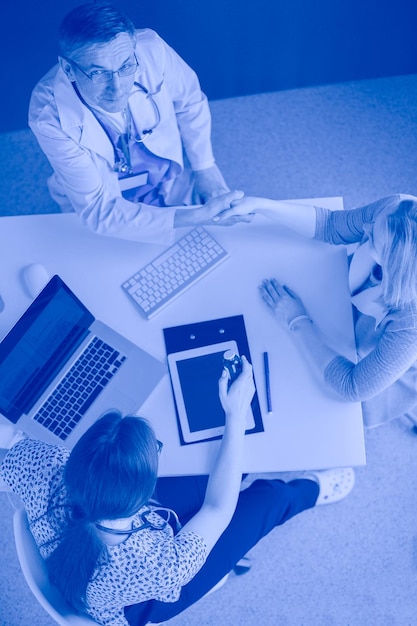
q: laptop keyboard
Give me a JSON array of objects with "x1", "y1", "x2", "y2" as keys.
[
  {"x1": 122, "y1": 227, "x2": 228, "y2": 318},
  {"x1": 33, "y1": 337, "x2": 126, "y2": 441}
]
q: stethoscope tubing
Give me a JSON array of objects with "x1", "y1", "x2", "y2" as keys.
[{"x1": 72, "y1": 81, "x2": 160, "y2": 169}]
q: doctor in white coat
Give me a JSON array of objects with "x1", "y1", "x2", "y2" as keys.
[{"x1": 29, "y1": 3, "x2": 247, "y2": 244}]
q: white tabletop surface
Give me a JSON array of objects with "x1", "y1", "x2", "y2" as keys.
[{"x1": 0, "y1": 197, "x2": 365, "y2": 474}]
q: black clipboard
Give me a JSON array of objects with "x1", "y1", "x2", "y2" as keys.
[{"x1": 163, "y1": 315, "x2": 264, "y2": 445}]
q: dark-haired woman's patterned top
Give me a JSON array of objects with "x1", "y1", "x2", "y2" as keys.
[{"x1": 1, "y1": 439, "x2": 207, "y2": 625}]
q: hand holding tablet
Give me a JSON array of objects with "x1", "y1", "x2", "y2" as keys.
[
  {"x1": 167, "y1": 341, "x2": 256, "y2": 444},
  {"x1": 219, "y1": 355, "x2": 255, "y2": 426}
]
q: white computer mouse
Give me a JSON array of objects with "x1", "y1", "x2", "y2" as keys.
[{"x1": 21, "y1": 263, "x2": 50, "y2": 299}]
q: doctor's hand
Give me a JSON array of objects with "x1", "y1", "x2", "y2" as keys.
[
  {"x1": 192, "y1": 164, "x2": 230, "y2": 203},
  {"x1": 218, "y1": 356, "x2": 255, "y2": 425},
  {"x1": 204, "y1": 190, "x2": 255, "y2": 225},
  {"x1": 229, "y1": 196, "x2": 264, "y2": 215},
  {"x1": 174, "y1": 191, "x2": 254, "y2": 228},
  {"x1": 210, "y1": 193, "x2": 262, "y2": 225},
  {"x1": 259, "y1": 279, "x2": 309, "y2": 328}
]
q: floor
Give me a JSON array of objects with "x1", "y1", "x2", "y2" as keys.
[{"x1": 1, "y1": 73, "x2": 417, "y2": 625}]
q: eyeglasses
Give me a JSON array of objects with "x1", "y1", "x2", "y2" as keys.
[
  {"x1": 156, "y1": 439, "x2": 163, "y2": 454},
  {"x1": 68, "y1": 54, "x2": 138, "y2": 84},
  {"x1": 95, "y1": 506, "x2": 181, "y2": 536}
]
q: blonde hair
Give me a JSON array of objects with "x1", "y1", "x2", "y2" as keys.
[{"x1": 379, "y1": 198, "x2": 417, "y2": 308}]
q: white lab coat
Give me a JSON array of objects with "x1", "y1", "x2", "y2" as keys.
[{"x1": 28, "y1": 29, "x2": 216, "y2": 244}]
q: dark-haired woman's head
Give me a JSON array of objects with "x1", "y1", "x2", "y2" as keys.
[
  {"x1": 48, "y1": 411, "x2": 159, "y2": 610},
  {"x1": 65, "y1": 411, "x2": 159, "y2": 523}
]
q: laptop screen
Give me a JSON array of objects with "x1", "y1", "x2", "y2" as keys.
[{"x1": 0, "y1": 276, "x2": 94, "y2": 423}]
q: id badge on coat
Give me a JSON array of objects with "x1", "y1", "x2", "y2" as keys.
[{"x1": 118, "y1": 171, "x2": 149, "y2": 192}]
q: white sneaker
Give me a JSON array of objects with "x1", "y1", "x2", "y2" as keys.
[{"x1": 304, "y1": 467, "x2": 355, "y2": 505}]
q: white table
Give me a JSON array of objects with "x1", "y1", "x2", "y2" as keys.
[{"x1": 0, "y1": 198, "x2": 365, "y2": 474}]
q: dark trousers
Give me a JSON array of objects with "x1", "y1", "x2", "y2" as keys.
[{"x1": 124, "y1": 476, "x2": 319, "y2": 625}]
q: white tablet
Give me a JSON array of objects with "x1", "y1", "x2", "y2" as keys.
[{"x1": 167, "y1": 340, "x2": 255, "y2": 444}]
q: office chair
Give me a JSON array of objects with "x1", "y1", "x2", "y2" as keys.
[
  {"x1": 13, "y1": 506, "x2": 230, "y2": 626},
  {"x1": 13, "y1": 507, "x2": 99, "y2": 625}
]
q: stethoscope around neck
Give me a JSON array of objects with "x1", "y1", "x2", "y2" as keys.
[
  {"x1": 128, "y1": 81, "x2": 161, "y2": 141},
  {"x1": 72, "y1": 81, "x2": 161, "y2": 173}
]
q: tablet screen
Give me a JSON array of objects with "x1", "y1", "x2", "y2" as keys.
[
  {"x1": 176, "y1": 351, "x2": 226, "y2": 432},
  {"x1": 168, "y1": 340, "x2": 255, "y2": 444}
]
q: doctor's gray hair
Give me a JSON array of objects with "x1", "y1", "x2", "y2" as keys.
[{"x1": 58, "y1": 3, "x2": 136, "y2": 58}]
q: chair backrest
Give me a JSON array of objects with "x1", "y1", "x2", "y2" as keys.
[{"x1": 13, "y1": 507, "x2": 99, "y2": 626}]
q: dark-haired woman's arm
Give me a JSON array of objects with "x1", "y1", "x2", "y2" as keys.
[{"x1": 178, "y1": 356, "x2": 255, "y2": 553}]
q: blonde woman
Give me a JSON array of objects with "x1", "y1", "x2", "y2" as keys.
[{"x1": 229, "y1": 194, "x2": 417, "y2": 428}]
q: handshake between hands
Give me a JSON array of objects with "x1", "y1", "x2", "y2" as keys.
[
  {"x1": 198, "y1": 190, "x2": 258, "y2": 226},
  {"x1": 198, "y1": 192, "x2": 310, "y2": 330}
]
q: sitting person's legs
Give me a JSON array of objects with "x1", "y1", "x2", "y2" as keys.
[
  {"x1": 153, "y1": 475, "x2": 209, "y2": 525},
  {"x1": 125, "y1": 477, "x2": 319, "y2": 625}
]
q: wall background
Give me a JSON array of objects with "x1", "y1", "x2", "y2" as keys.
[{"x1": 2, "y1": 0, "x2": 417, "y2": 133}]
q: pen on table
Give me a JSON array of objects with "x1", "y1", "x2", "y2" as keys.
[{"x1": 263, "y1": 351, "x2": 273, "y2": 414}]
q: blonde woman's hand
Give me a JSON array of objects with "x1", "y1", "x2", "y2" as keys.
[
  {"x1": 259, "y1": 278, "x2": 308, "y2": 327},
  {"x1": 212, "y1": 195, "x2": 256, "y2": 225},
  {"x1": 229, "y1": 196, "x2": 263, "y2": 215}
]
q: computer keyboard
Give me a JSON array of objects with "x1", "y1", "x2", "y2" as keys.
[
  {"x1": 122, "y1": 227, "x2": 228, "y2": 318},
  {"x1": 33, "y1": 337, "x2": 126, "y2": 440}
]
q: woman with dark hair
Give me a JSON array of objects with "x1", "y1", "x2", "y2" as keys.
[{"x1": 1, "y1": 358, "x2": 354, "y2": 625}]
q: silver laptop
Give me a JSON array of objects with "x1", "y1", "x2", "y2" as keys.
[{"x1": 0, "y1": 275, "x2": 166, "y2": 449}]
